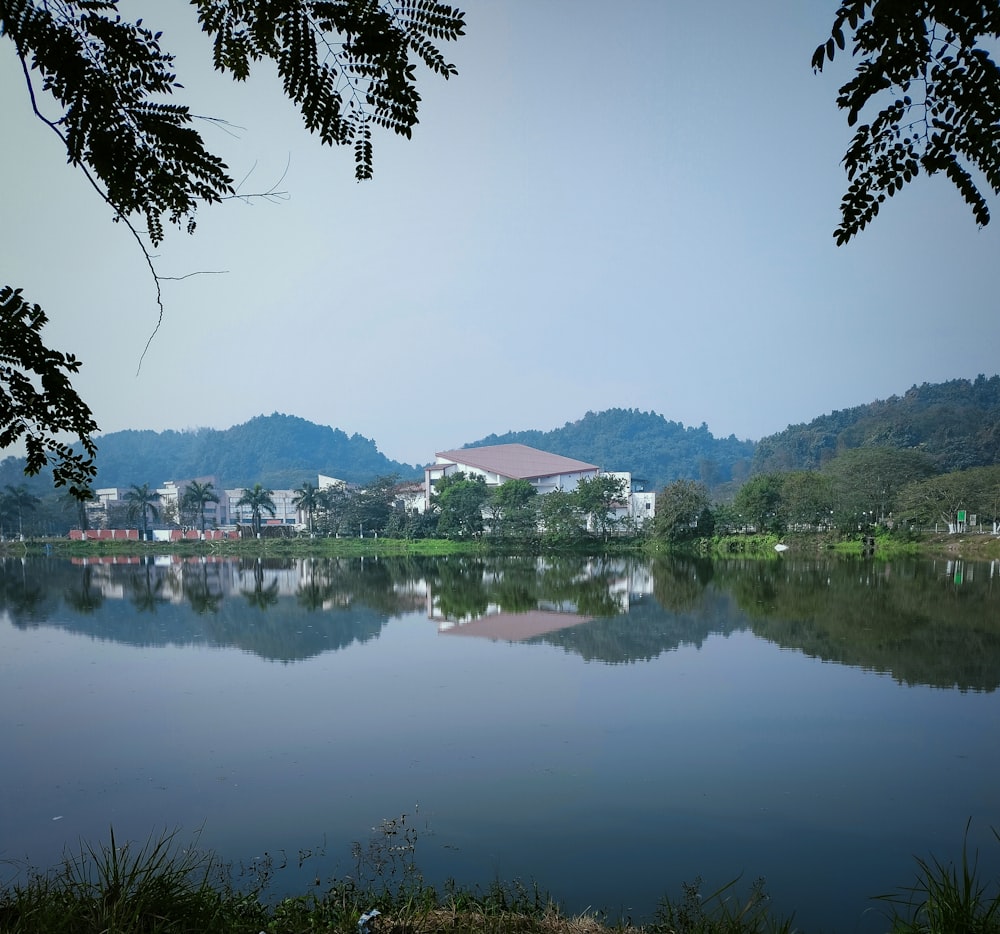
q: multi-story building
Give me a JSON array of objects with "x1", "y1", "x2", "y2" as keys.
[
  {"x1": 424, "y1": 443, "x2": 655, "y2": 527},
  {"x1": 425, "y1": 443, "x2": 600, "y2": 508}
]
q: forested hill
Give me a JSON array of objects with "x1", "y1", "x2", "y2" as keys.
[
  {"x1": 752, "y1": 375, "x2": 1000, "y2": 474},
  {"x1": 469, "y1": 409, "x2": 755, "y2": 491},
  {"x1": 86, "y1": 413, "x2": 422, "y2": 490}
]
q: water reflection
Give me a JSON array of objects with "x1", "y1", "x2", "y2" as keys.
[
  {"x1": 721, "y1": 557, "x2": 1000, "y2": 691},
  {"x1": 3, "y1": 552, "x2": 1000, "y2": 934},
  {"x1": 1, "y1": 553, "x2": 999, "y2": 689}
]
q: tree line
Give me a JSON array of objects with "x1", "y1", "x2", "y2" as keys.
[
  {"x1": 296, "y1": 473, "x2": 635, "y2": 548},
  {"x1": 7, "y1": 472, "x2": 639, "y2": 547},
  {"x1": 6, "y1": 445, "x2": 1000, "y2": 544},
  {"x1": 654, "y1": 446, "x2": 1000, "y2": 542}
]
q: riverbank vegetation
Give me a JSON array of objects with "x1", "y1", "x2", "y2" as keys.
[
  {"x1": 1, "y1": 824, "x2": 997, "y2": 934},
  {"x1": 5, "y1": 438, "x2": 1000, "y2": 564}
]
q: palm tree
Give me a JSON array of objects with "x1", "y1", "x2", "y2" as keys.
[
  {"x1": 292, "y1": 481, "x2": 321, "y2": 535},
  {"x1": 241, "y1": 557, "x2": 280, "y2": 610},
  {"x1": 63, "y1": 487, "x2": 93, "y2": 531},
  {"x1": 236, "y1": 484, "x2": 276, "y2": 537},
  {"x1": 3, "y1": 484, "x2": 41, "y2": 539},
  {"x1": 125, "y1": 483, "x2": 160, "y2": 537},
  {"x1": 182, "y1": 480, "x2": 220, "y2": 533}
]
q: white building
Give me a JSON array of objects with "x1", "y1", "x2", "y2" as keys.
[
  {"x1": 226, "y1": 487, "x2": 300, "y2": 527},
  {"x1": 425, "y1": 444, "x2": 600, "y2": 510},
  {"x1": 604, "y1": 471, "x2": 657, "y2": 529},
  {"x1": 424, "y1": 444, "x2": 655, "y2": 527},
  {"x1": 158, "y1": 477, "x2": 226, "y2": 527}
]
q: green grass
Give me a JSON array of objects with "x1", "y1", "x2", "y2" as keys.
[
  {"x1": 5, "y1": 824, "x2": 998, "y2": 934},
  {"x1": 0, "y1": 828, "x2": 230, "y2": 934},
  {"x1": 19, "y1": 526, "x2": 1000, "y2": 563},
  {"x1": 39, "y1": 535, "x2": 481, "y2": 560},
  {"x1": 647, "y1": 876, "x2": 795, "y2": 933},
  {"x1": 875, "y1": 825, "x2": 1000, "y2": 934}
]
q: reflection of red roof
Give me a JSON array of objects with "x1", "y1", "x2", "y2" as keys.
[
  {"x1": 435, "y1": 444, "x2": 598, "y2": 480},
  {"x1": 438, "y1": 610, "x2": 592, "y2": 641}
]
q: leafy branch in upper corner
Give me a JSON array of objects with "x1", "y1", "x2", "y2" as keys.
[
  {"x1": 814, "y1": 1, "x2": 1000, "y2": 244},
  {"x1": 0, "y1": 0, "x2": 465, "y2": 495}
]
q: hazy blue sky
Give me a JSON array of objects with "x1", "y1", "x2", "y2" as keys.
[{"x1": 3, "y1": 1, "x2": 999, "y2": 468}]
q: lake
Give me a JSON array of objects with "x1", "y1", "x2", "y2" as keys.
[{"x1": 1, "y1": 552, "x2": 999, "y2": 932}]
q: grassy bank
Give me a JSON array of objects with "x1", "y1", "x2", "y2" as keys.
[
  {"x1": 2, "y1": 826, "x2": 999, "y2": 934},
  {"x1": 653, "y1": 530, "x2": 1000, "y2": 562},
  {"x1": 7, "y1": 529, "x2": 1000, "y2": 562},
  {"x1": 13, "y1": 536, "x2": 481, "y2": 560}
]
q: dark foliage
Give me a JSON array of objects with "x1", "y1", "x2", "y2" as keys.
[
  {"x1": 0, "y1": 286, "x2": 97, "y2": 496},
  {"x1": 0, "y1": 0, "x2": 464, "y2": 494},
  {"x1": 815, "y1": 1, "x2": 1000, "y2": 243},
  {"x1": 753, "y1": 375, "x2": 1000, "y2": 475}
]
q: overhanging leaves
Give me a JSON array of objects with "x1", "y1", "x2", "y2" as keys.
[
  {"x1": 0, "y1": 285, "x2": 98, "y2": 497},
  {"x1": 0, "y1": 1, "x2": 465, "y2": 495},
  {"x1": 815, "y1": 1, "x2": 1000, "y2": 243}
]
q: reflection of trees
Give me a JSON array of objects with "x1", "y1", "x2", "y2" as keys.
[
  {"x1": 296, "y1": 580, "x2": 328, "y2": 611},
  {"x1": 533, "y1": 589, "x2": 740, "y2": 664},
  {"x1": 652, "y1": 557, "x2": 714, "y2": 613},
  {"x1": 304, "y1": 556, "x2": 427, "y2": 616},
  {"x1": 182, "y1": 561, "x2": 223, "y2": 615},
  {"x1": 240, "y1": 558, "x2": 280, "y2": 610},
  {"x1": 429, "y1": 555, "x2": 633, "y2": 622},
  {"x1": 8, "y1": 555, "x2": 1000, "y2": 688},
  {"x1": 0, "y1": 557, "x2": 50, "y2": 624},
  {"x1": 128, "y1": 562, "x2": 167, "y2": 613},
  {"x1": 432, "y1": 557, "x2": 489, "y2": 619},
  {"x1": 64, "y1": 565, "x2": 104, "y2": 614},
  {"x1": 536, "y1": 556, "x2": 627, "y2": 618},
  {"x1": 718, "y1": 558, "x2": 1000, "y2": 692}
]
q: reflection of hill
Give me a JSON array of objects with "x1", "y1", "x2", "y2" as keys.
[
  {"x1": 4, "y1": 555, "x2": 1000, "y2": 688},
  {"x1": 0, "y1": 557, "x2": 421, "y2": 662},
  {"x1": 716, "y1": 558, "x2": 1000, "y2": 692},
  {"x1": 529, "y1": 589, "x2": 743, "y2": 664},
  {"x1": 424, "y1": 554, "x2": 743, "y2": 664}
]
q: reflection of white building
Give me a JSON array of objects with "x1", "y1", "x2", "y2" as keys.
[{"x1": 428, "y1": 556, "x2": 656, "y2": 634}]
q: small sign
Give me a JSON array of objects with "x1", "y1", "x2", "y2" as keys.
[{"x1": 957, "y1": 510, "x2": 967, "y2": 522}]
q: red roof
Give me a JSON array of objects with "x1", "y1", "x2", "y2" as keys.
[
  {"x1": 434, "y1": 444, "x2": 598, "y2": 480},
  {"x1": 438, "y1": 610, "x2": 593, "y2": 641}
]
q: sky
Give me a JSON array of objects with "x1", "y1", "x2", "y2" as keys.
[{"x1": 3, "y1": 1, "x2": 999, "y2": 469}]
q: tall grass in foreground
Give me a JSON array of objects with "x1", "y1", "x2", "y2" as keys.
[
  {"x1": 0, "y1": 828, "x2": 232, "y2": 933},
  {"x1": 649, "y1": 876, "x2": 795, "y2": 933},
  {"x1": 2, "y1": 822, "x2": 999, "y2": 933},
  {"x1": 875, "y1": 825, "x2": 1000, "y2": 933}
]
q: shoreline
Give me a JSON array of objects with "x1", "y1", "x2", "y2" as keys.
[{"x1": 5, "y1": 529, "x2": 1000, "y2": 562}]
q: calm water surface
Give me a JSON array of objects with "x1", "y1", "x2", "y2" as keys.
[{"x1": 2, "y1": 553, "x2": 999, "y2": 933}]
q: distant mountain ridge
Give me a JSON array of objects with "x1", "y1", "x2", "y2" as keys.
[
  {"x1": 3, "y1": 378, "x2": 1000, "y2": 498},
  {"x1": 81, "y1": 409, "x2": 754, "y2": 493},
  {"x1": 87, "y1": 413, "x2": 422, "y2": 490},
  {"x1": 468, "y1": 408, "x2": 755, "y2": 491},
  {"x1": 752, "y1": 375, "x2": 1000, "y2": 474}
]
